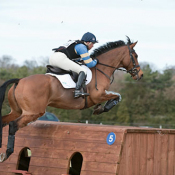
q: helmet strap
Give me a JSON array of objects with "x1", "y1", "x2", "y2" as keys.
[{"x1": 86, "y1": 42, "x2": 92, "y2": 45}]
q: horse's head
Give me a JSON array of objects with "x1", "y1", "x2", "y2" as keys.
[
  {"x1": 90, "y1": 37, "x2": 143, "y2": 81},
  {"x1": 122, "y1": 37, "x2": 143, "y2": 80}
]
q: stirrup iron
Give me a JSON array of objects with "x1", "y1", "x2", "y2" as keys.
[{"x1": 74, "y1": 90, "x2": 89, "y2": 98}]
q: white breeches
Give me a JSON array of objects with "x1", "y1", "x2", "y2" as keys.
[{"x1": 49, "y1": 52, "x2": 87, "y2": 75}]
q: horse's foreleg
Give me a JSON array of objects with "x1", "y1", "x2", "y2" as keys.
[
  {"x1": 104, "y1": 90, "x2": 122, "y2": 101},
  {"x1": 0, "y1": 112, "x2": 44, "y2": 162},
  {"x1": 93, "y1": 90, "x2": 122, "y2": 115}
]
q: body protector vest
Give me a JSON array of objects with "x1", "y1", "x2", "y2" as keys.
[{"x1": 52, "y1": 40, "x2": 88, "y2": 60}]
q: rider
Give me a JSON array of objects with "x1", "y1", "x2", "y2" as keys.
[{"x1": 49, "y1": 32, "x2": 98, "y2": 98}]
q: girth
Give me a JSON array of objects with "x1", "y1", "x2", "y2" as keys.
[{"x1": 46, "y1": 65, "x2": 89, "y2": 109}]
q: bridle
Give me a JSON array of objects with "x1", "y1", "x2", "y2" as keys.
[
  {"x1": 126, "y1": 45, "x2": 141, "y2": 76},
  {"x1": 94, "y1": 44, "x2": 140, "y2": 90}
]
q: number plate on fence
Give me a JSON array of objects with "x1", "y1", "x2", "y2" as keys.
[{"x1": 106, "y1": 132, "x2": 116, "y2": 145}]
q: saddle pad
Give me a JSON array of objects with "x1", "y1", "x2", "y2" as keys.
[{"x1": 46, "y1": 65, "x2": 92, "y2": 88}]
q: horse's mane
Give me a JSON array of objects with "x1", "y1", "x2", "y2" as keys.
[{"x1": 90, "y1": 36, "x2": 132, "y2": 58}]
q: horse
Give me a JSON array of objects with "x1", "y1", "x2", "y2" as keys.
[{"x1": 0, "y1": 36, "x2": 143, "y2": 162}]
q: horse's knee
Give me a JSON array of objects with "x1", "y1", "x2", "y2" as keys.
[{"x1": 105, "y1": 90, "x2": 122, "y2": 101}]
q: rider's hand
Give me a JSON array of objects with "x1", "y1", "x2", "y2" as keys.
[{"x1": 94, "y1": 58, "x2": 99, "y2": 64}]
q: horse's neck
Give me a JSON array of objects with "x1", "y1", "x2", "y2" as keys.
[{"x1": 97, "y1": 47, "x2": 125, "y2": 77}]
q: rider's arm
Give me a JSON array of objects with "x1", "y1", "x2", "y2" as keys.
[{"x1": 75, "y1": 44, "x2": 97, "y2": 68}]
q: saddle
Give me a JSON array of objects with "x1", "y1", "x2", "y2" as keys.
[{"x1": 46, "y1": 65, "x2": 78, "y2": 83}]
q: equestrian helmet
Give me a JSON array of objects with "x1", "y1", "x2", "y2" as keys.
[{"x1": 81, "y1": 32, "x2": 98, "y2": 43}]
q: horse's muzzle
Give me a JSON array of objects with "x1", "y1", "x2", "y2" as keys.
[
  {"x1": 137, "y1": 73, "x2": 143, "y2": 80},
  {"x1": 133, "y1": 69, "x2": 143, "y2": 80}
]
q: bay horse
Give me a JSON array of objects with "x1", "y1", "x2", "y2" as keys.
[{"x1": 0, "y1": 36, "x2": 143, "y2": 162}]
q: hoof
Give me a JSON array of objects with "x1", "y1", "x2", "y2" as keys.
[
  {"x1": 0, "y1": 153, "x2": 7, "y2": 162},
  {"x1": 93, "y1": 104, "x2": 104, "y2": 115}
]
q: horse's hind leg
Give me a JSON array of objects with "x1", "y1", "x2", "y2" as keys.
[
  {"x1": 2, "y1": 85, "x2": 22, "y2": 127},
  {"x1": 2, "y1": 111, "x2": 21, "y2": 127},
  {"x1": 0, "y1": 112, "x2": 44, "y2": 162},
  {"x1": 0, "y1": 120, "x2": 17, "y2": 162},
  {"x1": 15, "y1": 112, "x2": 44, "y2": 128}
]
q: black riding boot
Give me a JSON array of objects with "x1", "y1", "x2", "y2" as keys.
[{"x1": 74, "y1": 71, "x2": 89, "y2": 98}]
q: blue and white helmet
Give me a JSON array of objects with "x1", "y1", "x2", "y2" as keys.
[{"x1": 81, "y1": 32, "x2": 98, "y2": 43}]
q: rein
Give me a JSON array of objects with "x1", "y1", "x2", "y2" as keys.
[
  {"x1": 94, "y1": 45, "x2": 140, "y2": 90},
  {"x1": 94, "y1": 66, "x2": 115, "y2": 90},
  {"x1": 94, "y1": 64, "x2": 120, "y2": 90}
]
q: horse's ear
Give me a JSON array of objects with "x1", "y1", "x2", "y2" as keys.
[{"x1": 130, "y1": 41, "x2": 138, "y2": 49}]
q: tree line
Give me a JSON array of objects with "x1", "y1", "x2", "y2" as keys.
[{"x1": 1, "y1": 55, "x2": 175, "y2": 128}]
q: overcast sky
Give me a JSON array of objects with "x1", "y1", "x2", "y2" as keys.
[{"x1": 0, "y1": 0, "x2": 175, "y2": 71}]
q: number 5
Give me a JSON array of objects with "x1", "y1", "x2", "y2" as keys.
[{"x1": 109, "y1": 135, "x2": 113, "y2": 142}]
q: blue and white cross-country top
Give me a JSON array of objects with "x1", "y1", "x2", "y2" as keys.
[{"x1": 75, "y1": 44, "x2": 97, "y2": 68}]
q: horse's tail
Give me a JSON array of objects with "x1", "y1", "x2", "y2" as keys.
[{"x1": 0, "y1": 79, "x2": 20, "y2": 148}]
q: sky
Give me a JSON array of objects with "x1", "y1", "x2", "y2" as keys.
[{"x1": 0, "y1": 0, "x2": 175, "y2": 71}]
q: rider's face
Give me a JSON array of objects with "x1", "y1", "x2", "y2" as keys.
[{"x1": 87, "y1": 42, "x2": 94, "y2": 50}]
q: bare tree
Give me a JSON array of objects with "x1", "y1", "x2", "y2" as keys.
[
  {"x1": 24, "y1": 60, "x2": 38, "y2": 69},
  {"x1": 0, "y1": 55, "x2": 15, "y2": 68}
]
